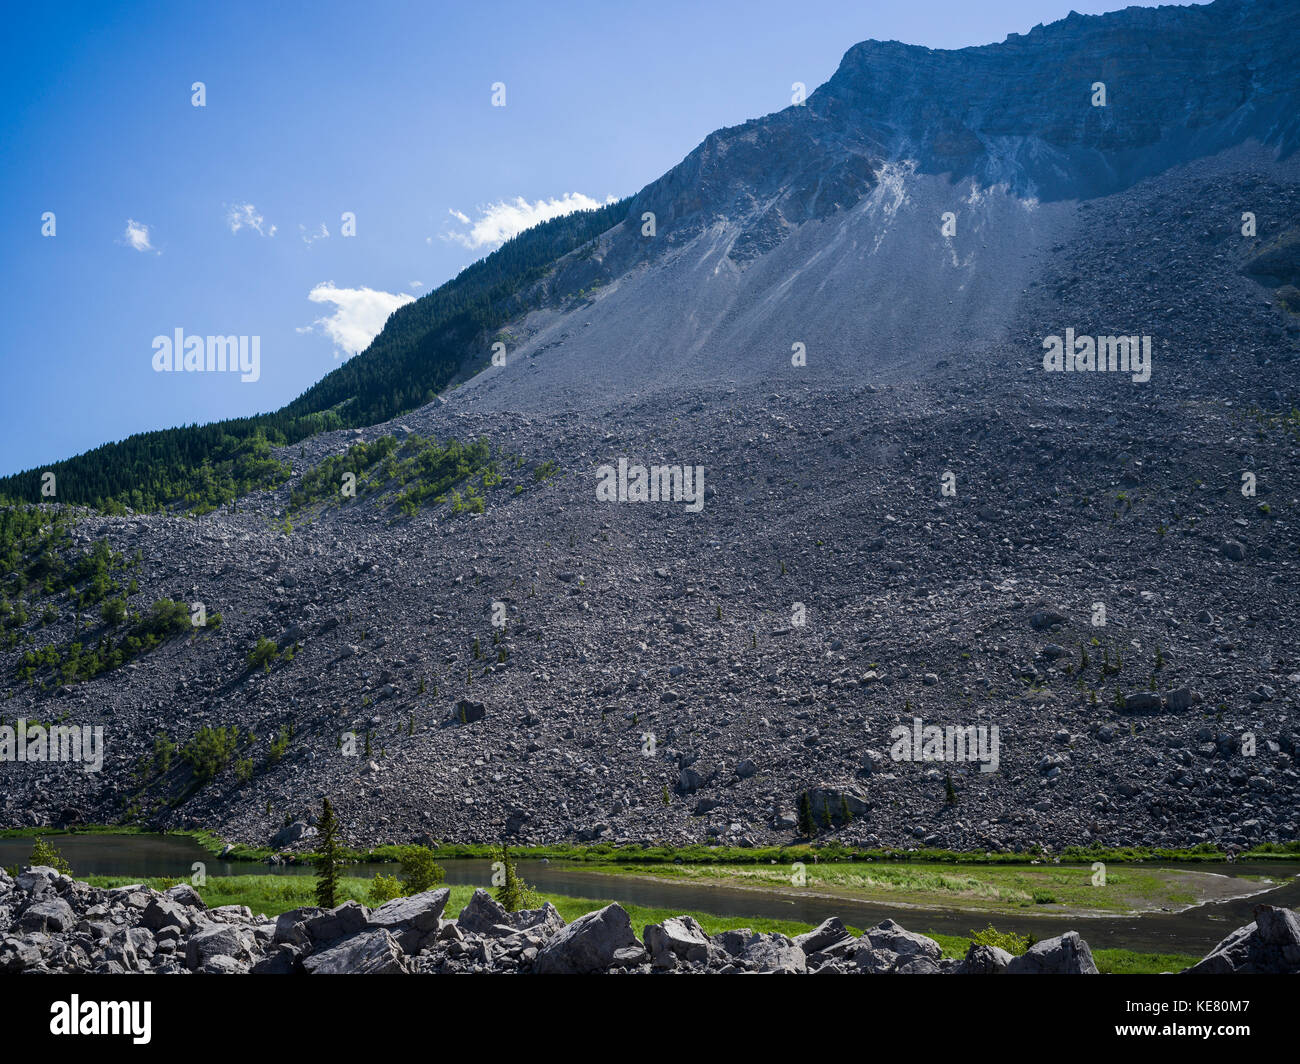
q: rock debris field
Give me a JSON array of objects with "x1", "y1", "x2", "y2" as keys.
[{"x1": 3, "y1": 124, "x2": 1300, "y2": 864}]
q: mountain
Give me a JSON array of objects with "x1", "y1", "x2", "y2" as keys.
[
  {"x1": 2, "y1": 0, "x2": 1299, "y2": 857},
  {"x1": 9, "y1": 0, "x2": 1299, "y2": 508},
  {"x1": 452, "y1": 0, "x2": 1300, "y2": 408}
]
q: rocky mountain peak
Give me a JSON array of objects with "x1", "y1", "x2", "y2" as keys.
[{"x1": 629, "y1": 0, "x2": 1299, "y2": 245}]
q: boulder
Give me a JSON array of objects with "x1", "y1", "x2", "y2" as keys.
[
  {"x1": 1122, "y1": 692, "x2": 1163, "y2": 713},
  {"x1": 303, "y1": 929, "x2": 409, "y2": 975},
  {"x1": 1184, "y1": 905, "x2": 1300, "y2": 974},
  {"x1": 184, "y1": 925, "x2": 255, "y2": 971},
  {"x1": 1006, "y1": 931, "x2": 1097, "y2": 974},
  {"x1": 955, "y1": 943, "x2": 1013, "y2": 974},
  {"x1": 804, "y1": 784, "x2": 872, "y2": 826},
  {"x1": 453, "y1": 699, "x2": 486, "y2": 724},
  {"x1": 198, "y1": 954, "x2": 249, "y2": 975},
  {"x1": 535, "y1": 904, "x2": 645, "y2": 974},
  {"x1": 18, "y1": 897, "x2": 76, "y2": 934},
  {"x1": 893, "y1": 952, "x2": 943, "y2": 974},
  {"x1": 270, "y1": 821, "x2": 317, "y2": 849},
  {"x1": 250, "y1": 944, "x2": 301, "y2": 975},
  {"x1": 455, "y1": 889, "x2": 512, "y2": 936},
  {"x1": 862, "y1": 919, "x2": 942, "y2": 960},
  {"x1": 366, "y1": 888, "x2": 451, "y2": 951},
  {"x1": 1030, "y1": 607, "x2": 1069, "y2": 630},
  {"x1": 305, "y1": 901, "x2": 370, "y2": 945},
  {"x1": 164, "y1": 883, "x2": 207, "y2": 909},
  {"x1": 736, "y1": 932, "x2": 806, "y2": 973},
  {"x1": 644, "y1": 915, "x2": 714, "y2": 967},
  {"x1": 273, "y1": 906, "x2": 325, "y2": 946},
  {"x1": 15, "y1": 867, "x2": 61, "y2": 893},
  {"x1": 512, "y1": 902, "x2": 566, "y2": 939},
  {"x1": 794, "y1": 917, "x2": 852, "y2": 956},
  {"x1": 142, "y1": 897, "x2": 192, "y2": 934}
]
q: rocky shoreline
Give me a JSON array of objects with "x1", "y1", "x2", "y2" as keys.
[{"x1": 3, "y1": 865, "x2": 1298, "y2": 975}]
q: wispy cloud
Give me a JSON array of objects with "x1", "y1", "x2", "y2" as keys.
[
  {"x1": 299, "y1": 282, "x2": 415, "y2": 359},
  {"x1": 408, "y1": 280, "x2": 424, "y2": 290},
  {"x1": 226, "y1": 202, "x2": 276, "y2": 237},
  {"x1": 300, "y1": 222, "x2": 329, "y2": 245},
  {"x1": 443, "y1": 192, "x2": 614, "y2": 250},
  {"x1": 122, "y1": 219, "x2": 156, "y2": 253}
]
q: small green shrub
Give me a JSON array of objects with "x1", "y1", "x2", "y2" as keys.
[
  {"x1": 28, "y1": 835, "x2": 72, "y2": 875},
  {"x1": 970, "y1": 924, "x2": 1031, "y2": 955},
  {"x1": 367, "y1": 873, "x2": 404, "y2": 905},
  {"x1": 247, "y1": 637, "x2": 280, "y2": 672}
]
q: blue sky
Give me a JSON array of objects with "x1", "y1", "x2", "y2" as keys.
[{"x1": 0, "y1": 0, "x2": 1174, "y2": 475}]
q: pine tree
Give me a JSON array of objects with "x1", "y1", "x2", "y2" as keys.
[
  {"x1": 315, "y1": 797, "x2": 343, "y2": 908},
  {"x1": 797, "y1": 791, "x2": 815, "y2": 836},
  {"x1": 494, "y1": 844, "x2": 537, "y2": 912}
]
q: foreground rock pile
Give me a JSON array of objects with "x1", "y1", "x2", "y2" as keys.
[{"x1": 4, "y1": 866, "x2": 1298, "y2": 974}]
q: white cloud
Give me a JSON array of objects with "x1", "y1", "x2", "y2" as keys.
[
  {"x1": 444, "y1": 192, "x2": 614, "y2": 250},
  {"x1": 226, "y1": 203, "x2": 275, "y2": 237},
  {"x1": 300, "y1": 222, "x2": 329, "y2": 245},
  {"x1": 409, "y1": 280, "x2": 424, "y2": 290},
  {"x1": 122, "y1": 219, "x2": 155, "y2": 253},
  {"x1": 302, "y1": 282, "x2": 416, "y2": 359}
]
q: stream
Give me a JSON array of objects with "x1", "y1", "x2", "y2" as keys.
[{"x1": 3, "y1": 833, "x2": 1296, "y2": 955}]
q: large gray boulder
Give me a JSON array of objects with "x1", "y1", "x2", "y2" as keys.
[
  {"x1": 644, "y1": 915, "x2": 714, "y2": 967},
  {"x1": 804, "y1": 785, "x2": 872, "y2": 827},
  {"x1": 862, "y1": 919, "x2": 943, "y2": 960},
  {"x1": 303, "y1": 928, "x2": 409, "y2": 975},
  {"x1": 512, "y1": 901, "x2": 566, "y2": 939},
  {"x1": 455, "y1": 889, "x2": 513, "y2": 936},
  {"x1": 453, "y1": 699, "x2": 487, "y2": 724},
  {"x1": 198, "y1": 954, "x2": 249, "y2": 974},
  {"x1": 1184, "y1": 905, "x2": 1300, "y2": 974},
  {"x1": 712, "y1": 927, "x2": 806, "y2": 972},
  {"x1": 535, "y1": 903, "x2": 645, "y2": 974},
  {"x1": 1006, "y1": 931, "x2": 1097, "y2": 974},
  {"x1": 366, "y1": 889, "x2": 451, "y2": 952},
  {"x1": 18, "y1": 897, "x2": 76, "y2": 934},
  {"x1": 954, "y1": 943, "x2": 1013, "y2": 974},
  {"x1": 273, "y1": 906, "x2": 326, "y2": 946},
  {"x1": 16, "y1": 867, "x2": 63, "y2": 893},
  {"x1": 250, "y1": 944, "x2": 302, "y2": 974},
  {"x1": 270, "y1": 821, "x2": 317, "y2": 848},
  {"x1": 737, "y1": 932, "x2": 806, "y2": 973},
  {"x1": 305, "y1": 900, "x2": 369, "y2": 945},
  {"x1": 142, "y1": 897, "x2": 193, "y2": 934},
  {"x1": 794, "y1": 917, "x2": 853, "y2": 956},
  {"x1": 184, "y1": 925, "x2": 256, "y2": 971},
  {"x1": 0, "y1": 936, "x2": 46, "y2": 973},
  {"x1": 164, "y1": 883, "x2": 207, "y2": 910}
]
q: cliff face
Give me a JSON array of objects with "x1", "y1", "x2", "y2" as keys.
[{"x1": 629, "y1": 0, "x2": 1300, "y2": 244}]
